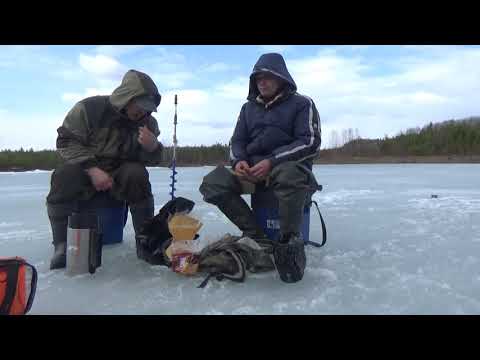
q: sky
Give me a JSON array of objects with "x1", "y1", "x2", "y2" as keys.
[{"x1": 1, "y1": 45, "x2": 479, "y2": 150}]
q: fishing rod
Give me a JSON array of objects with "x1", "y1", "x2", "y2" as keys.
[{"x1": 169, "y1": 94, "x2": 178, "y2": 200}]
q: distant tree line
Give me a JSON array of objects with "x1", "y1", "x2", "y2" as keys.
[
  {"x1": 329, "y1": 128, "x2": 361, "y2": 149},
  {"x1": 380, "y1": 117, "x2": 480, "y2": 156},
  {"x1": 0, "y1": 144, "x2": 231, "y2": 171},
  {"x1": 162, "y1": 143, "x2": 230, "y2": 166},
  {"x1": 0, "y1": 148, "x2": 62, "y2": 171},
  {"x1": 325, "y1": 117, "x2": 480, "y2": 157},
  {"x1": 1, "y1": 117, "x2": 480, "y2": 171}
]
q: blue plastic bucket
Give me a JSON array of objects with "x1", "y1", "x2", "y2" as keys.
[
  {"x1": 78, "y1": 193, "x2": 127, "y2": 245},
  {"x1": 251, "y1": 189, "x2": 310, "y2": 243}
]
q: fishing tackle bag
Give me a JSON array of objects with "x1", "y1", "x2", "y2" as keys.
[{"x1": 0, "y1": 257, "x2": 37, "y2": 315}]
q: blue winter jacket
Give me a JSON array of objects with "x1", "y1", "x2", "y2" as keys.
[{"x1": 230, "y1": 53, "x2": 321, "y2": 170}]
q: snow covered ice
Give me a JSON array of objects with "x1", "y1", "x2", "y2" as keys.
[{"x1": 1, "y1": 164, "x2": 480, "y2": 314}]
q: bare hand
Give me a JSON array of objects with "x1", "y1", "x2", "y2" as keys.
[
  {"x1": 249, "y1": 159, "x2": 272, "y2": 179},
  {"x1": 138, "y1": 126, "x2": 159, "y2": 152},
  {"x1": 86, "y1": 167, "x2": 113, "y2": 191},
  {"x1": 234, "y1": 161, "x2": 251, "y2": 177}
]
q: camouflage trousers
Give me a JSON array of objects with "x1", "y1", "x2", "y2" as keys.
[
  {"x1": 199, "y1": 161, "x2": 319, "y2": 235},
  {"x1": 46, "y1": 162, "x2": 153, "y2": 206},
  {"x1": 45, "y1": 162, "x2": 155, "y2": 221}
]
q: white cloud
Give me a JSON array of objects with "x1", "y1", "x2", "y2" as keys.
[
  {"x1": 152, "y1": 47, "x2": 187, "y2": 64},
  {"x1": 172, "y1": 125, "x2": 233, "y2": 146},
  {"x1": 347, "y1": 45, "x2": 371, "y2": 51},
  {"x1": 410, "y1": 92, "x2": 449, "y2": 105},
  {"x1": 52, "y1": 68, "x2": 86, "y2": 81},
  {"x1": 3, "y1": 45, "x2": 480, "y2": 150},
  {"x1": 289, "y1": 53, "x2": 369, "y2": 94},
  {"x1": 284, "y1": 46, "x2": 480, "y2": 147},
  {"x1": 0, "y1": 45, "x2": 73, "y2": 72},
  {"x1": 401, "y1": 45, "x2": 467, "y2": 54},
  {"x1": 0, "y1": 59, "x2": 15, "y2": 68},
  {"x1": 117, "y1": 47, "x2": 198, "y2": 90},
  {"x1": 94, "y1": 45, "x2": 146, "y2": 57},
  {"x1": 153, "y1": 86, "x2": 245, "y2": 146},
  {"x1": 155, "y1": 72, "x2": 196, "y2": 89},
  {"x1": 137, "y1": 47, "x2": 187, "y2": 71},
  {"x1": 79, "y1": 53, "x2": 126, "y2": 77},
  {"x1": 59, "y1": 46, "x2": 479, "y2": 149},
  {"x1": 258, "y1": 45, "x2": 294, "y2": 53},
  {"x1": 61, "y1": 87, "x2": 115, "y2": 104},
  {"x1": 0, "y1": 112, "x2": 62, "y2": 151},
  {"x1": 215, "y1": 77, "x2": 249, "y2": 100},
  {"x1": 0, "y1": 46, "x2": 207, "y2": 149},
  {"x1": 202, "y1": 62, "x2": 235, "y2": 72},
  {"x1": 156, "y1": 90, "x2": 211, "y2": 131},
  {"x1": 173, "y1": 90, "x2": 209, "y2": 106}
]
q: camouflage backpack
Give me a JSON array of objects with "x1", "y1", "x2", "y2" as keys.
[{"x1": 196, "y1": 234, "x2": 276, "y2": 288}]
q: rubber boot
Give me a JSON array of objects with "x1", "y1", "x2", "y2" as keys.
[
  {"x1": 129, "y1": 197, "x2": 155, "y2": 262},
  {"x1": 50, "y1": 241, "x2": 67, "y2": 269},
  {"x1": 273, "y1": 232, "x2": 306, "y2": 283},
  {"x1": 216, "y1": 195, "x2": 269, "y2": 244},
  {"x1": 273, "y1": 194, "x2": 307, "y2": 283},
  {"x1": 47, "y1": 202, "x2": 73, "y2": 270}
]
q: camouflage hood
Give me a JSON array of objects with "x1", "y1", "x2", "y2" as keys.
[
  {"x1": 56, "y1": 69, "x2": 164, "y2": 169},
  {"x1": 109, "y1": 69, "x2": 162, "y2": 112}
]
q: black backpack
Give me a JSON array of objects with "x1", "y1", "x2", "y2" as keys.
[{"x1": 137, "y1": 197, "x2": 196, "y2": 265}]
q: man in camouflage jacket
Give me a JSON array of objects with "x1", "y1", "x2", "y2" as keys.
[{"x1": 46, "y1": 69, "x2": 163, "y2": 269}]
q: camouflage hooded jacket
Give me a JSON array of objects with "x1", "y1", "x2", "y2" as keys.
[{"x1": 56, "y1": 70, "x2": 163, "y2": 171}]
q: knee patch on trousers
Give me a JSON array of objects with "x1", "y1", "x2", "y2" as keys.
[
  {"x1": 112, "y1": 163, "x2": 152, "y2": 204},
  {"x1": 199, "y1": 165, "x2": 241, "y2": 203},
  {"x1": 117, "y1": 163, "x2": 149, "y2": 185},
  {"x1": 270, "y1": 161, "x2": 318, "y2": 191}
]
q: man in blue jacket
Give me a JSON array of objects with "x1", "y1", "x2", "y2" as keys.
[{"x1": 199, "y1": 53, "x2": 321, "y2": 283}]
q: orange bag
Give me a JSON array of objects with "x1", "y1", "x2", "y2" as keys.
[{"x1": 0, "y1": 257, "x2": 37, "y2": 315}]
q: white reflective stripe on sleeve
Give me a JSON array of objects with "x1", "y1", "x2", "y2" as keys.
[
  {"x1": 315, "y1": 107, "x2": 322, "y2": 151},
  {"x1": 230, "y1": 144, "x2": 238, "y2": 161},
  {"x1": 275, "y1": 96, "x2": 315, "y2": 159}
]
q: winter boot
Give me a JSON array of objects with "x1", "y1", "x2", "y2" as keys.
[
  {"x1": 47, "y1": 202, "x2": 73, "y2": 270},
  {"x1": 215, "y1": 195, "x2": 269, "y2": 244},
  {"x1": 129, "y1": 196, "x2": 155, "y2": 262},
  {"x1": 270, "y1": 186, "x2": 309, "y2": 282},
  {"x1": 273, "y1": 232, "x2": 306, "y2": 283},
  {"x1": 50, "y1": 241, "x2": 67, "y2": 270}
]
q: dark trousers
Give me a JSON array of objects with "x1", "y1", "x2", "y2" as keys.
[
  {"x1": 199, "y1": 161, "x2": 319, "y2": 235},
  {"x1": 46, "y1": 162, "x2": 153, "y2": 208},
  {"x1": 46, "y1": 162, "x2": 154, "y2": 246}
]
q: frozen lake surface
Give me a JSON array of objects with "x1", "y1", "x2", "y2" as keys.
[{"x1": 1, "y1": 164, "x2": 479, "y2": 314}]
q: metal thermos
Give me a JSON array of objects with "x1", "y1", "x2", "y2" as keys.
[{"x1": 66, "y1": 211, "x2": 103, "y2": 276}]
